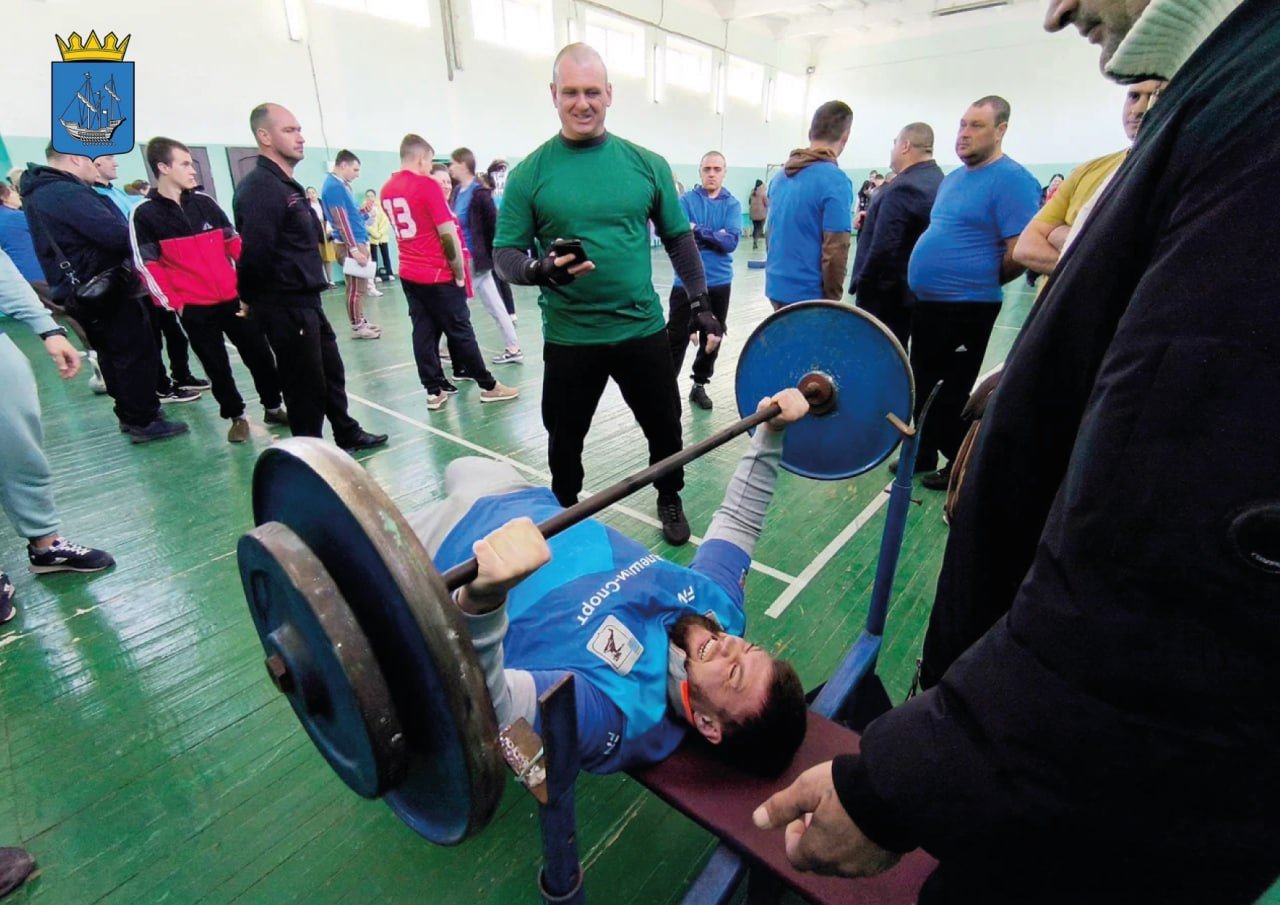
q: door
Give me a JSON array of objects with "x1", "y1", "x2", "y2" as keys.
[
  {"x1": 187, "y1": 146, "x2": 217, "y2": 200},
  {"x1": 226, "y1": 147, "x2": 259, "y2": 189}
]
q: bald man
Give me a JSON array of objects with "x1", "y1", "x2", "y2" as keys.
[
  {"x1": 848, "y1": 122, "x2": 942, "y2": 348},
  {"x1": 233, "y1": 103, "x2": 387, "y2": 452},
  {"x1": 493, "y1": 44, "x2": 712, "y2": 546}
]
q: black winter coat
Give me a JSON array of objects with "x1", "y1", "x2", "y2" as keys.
[{"x1": 836, "y1": 1, "x2": 1280, "y2": 901}]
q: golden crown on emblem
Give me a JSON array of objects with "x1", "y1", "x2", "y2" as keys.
[{"x1": 56, "y1": 31, "x2": 131, "y2": 62}]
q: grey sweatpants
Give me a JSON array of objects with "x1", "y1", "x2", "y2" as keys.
[
  {"x1": 408, "y1": 457, "x2": 534, "y2": 557},
  {"x1": 0, "y1": 334, "x2": 59, "y2": 541},
  {"x1": 406, "y1": 456, "x2": 541, "y2": 729}
]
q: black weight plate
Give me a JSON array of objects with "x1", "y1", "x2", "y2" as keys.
[
  {"x1": 239, "y1": 521, "x2": 406, "y2": 798},
  {"x1": 250, "y1": 439, "x2": 505, "y2": 845}
]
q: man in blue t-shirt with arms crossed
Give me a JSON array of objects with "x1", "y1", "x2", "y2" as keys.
[
  {"x1": 904, "y1": 95, "x2": 1040, "y2": 490},
  {"x1": 412, "y1": 389, "x2": 810, "y2": 776}
]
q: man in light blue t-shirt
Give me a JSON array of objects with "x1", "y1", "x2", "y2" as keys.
[
  {"x1": 904, "y1": 95, "x2": 1040, "y2": 489},
  {"x1": 764, "y1": 101, "x2": 854, "y2": 308}
]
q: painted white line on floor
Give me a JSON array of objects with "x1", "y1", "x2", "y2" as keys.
[
  {"x1": 764, "y1": 482, "x2": 893, "y2": 619},
  {"x1": 345, "y1": 392, "x2": 800, "y2": 585}
]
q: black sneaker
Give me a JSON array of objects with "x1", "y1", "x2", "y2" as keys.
[
  {"x1": 689, "y1": 383, "x2": 713, "y2": 411},
  {"x1": 452, "y1": 370, "x2": 477, "y2": 383},
  {"x1": 0, "y1": 847, "x2": 36, "y2": 897},
  {"x1": 657, "y1": 494, "x2": 691, "y2": 546},
  {"x1": 27, "y1": 537, "x2": 116, "y2": 574},
  {"x1": 888, "y1": 453, "x2": 938, "y2": 476},
  {"x1": 128, "y1": 419, "x2": 190, "y2": 444},
  {"x1": 174, "y1": 374, "x2": 212, "y2": 392},
  {"x1": 338, "y1": 430, "x2": 389, "y2": 452},
  {"x1": 920, "y1": 464, "x2": 953, "y2": 491},
  {"x1": 439, "y1": 379, "x2": 460, "y2": 395},
  {"x1": 0, "y1": 572, "x2": 15, "y2": 624},
  {"x1": 263, "y1": 406, "x2": 290, "y2": 427},
  {"x1": 158, "y1": 386, "x2": 201, "y2": 404}
]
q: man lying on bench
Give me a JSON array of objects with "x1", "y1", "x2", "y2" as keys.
[{"x1": 411, "y1": 389, "x2": 810, "y2": 776}]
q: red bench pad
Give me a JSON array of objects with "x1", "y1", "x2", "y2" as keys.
[{"x1": 630, "y1": 711, "x2": 936, "y2": 904}]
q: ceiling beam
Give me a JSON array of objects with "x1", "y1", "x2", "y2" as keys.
[
  {"x1": 727, "y1": 0, "x2": 815, "y2": 19},
  {"x1": 779, "y1": 9, "x2": 873, "y2": 38}
]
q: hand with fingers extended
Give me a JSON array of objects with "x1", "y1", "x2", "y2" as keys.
[
  {"x1": 751, "y1": 761, "x2": 901, "y2": 877},
  {"x1": 757, "y1": 387, "x2": 809, "y2": 432},
  {"x1": 458, "y1": 517, "x2": 551, "y2": 615}
]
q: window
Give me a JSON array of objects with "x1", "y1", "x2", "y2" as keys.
[
  {"x1": 663, "y1": 36, "x2": 711, "y2": 96},
  {"x1": 726, "y1": 56, "x2": 764, "y2": 105},
  {"x1": 473, "y1": 0, "x2": 553, "y2": 52},
  {"x1": 316, "y1": 0, "x2": 430, "y2": 27},
  {"x1": 773, "y1": 72, "x2": 806, "y2": 117},
  {"x1": 583, "y1": 9, "x2": 646, "y2": 78}
]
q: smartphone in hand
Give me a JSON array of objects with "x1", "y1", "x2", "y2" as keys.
[{"x1": 548, "y1": 238, "x2": 589, "y2": 266}]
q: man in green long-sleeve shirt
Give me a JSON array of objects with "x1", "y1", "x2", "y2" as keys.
[{"x1": 494, "y1": 43, "x2": 719, "y2": 547}]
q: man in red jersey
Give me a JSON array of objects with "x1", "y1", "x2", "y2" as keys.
[{"x1": 380, "y1": 134, "x2": 517, "y2": 411}]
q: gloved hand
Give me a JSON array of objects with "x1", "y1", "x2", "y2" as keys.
[
  {"x1": 525, "y1": 251, "x2": 578, "y2": 286},
  {"x1": 688, "y1": 292, "x2": 724, "y2": 353}
]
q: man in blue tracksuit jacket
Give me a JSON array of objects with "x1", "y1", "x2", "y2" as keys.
[
  {"x1": 665, "y1": 152, "x2": 741, "y2": 412},
  {"x1": 411, "y1": 389, "x2": 810, "y2": 777}
]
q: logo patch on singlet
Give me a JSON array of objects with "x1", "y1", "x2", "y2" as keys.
[{"x1": 587, "y1": 615, "x2": 644, "y2": 675}]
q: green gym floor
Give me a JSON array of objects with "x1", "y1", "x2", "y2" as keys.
[{"x1": 4, "y1": 253, "x2": 1266, "y2": 905}]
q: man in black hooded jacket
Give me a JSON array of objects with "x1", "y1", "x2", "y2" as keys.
[{"x1": 21, "y1": 147, "x2": 187, "y2": 443}]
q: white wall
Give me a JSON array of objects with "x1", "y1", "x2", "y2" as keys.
[
  {"x1": 3, "y1": 0, "x2": 817, "y2": 193},
  {"x1": 810, "y1": 9, "x2": 1135, "y2": 175}
]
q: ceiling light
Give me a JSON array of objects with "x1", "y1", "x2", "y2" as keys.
[{"x1": 932, "y1": 0, "x2": 1009, "y2": 16}]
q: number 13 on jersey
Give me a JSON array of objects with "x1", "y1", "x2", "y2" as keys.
[{"x1": 383, "y1": 198, "x2": 417, "y2": 239}]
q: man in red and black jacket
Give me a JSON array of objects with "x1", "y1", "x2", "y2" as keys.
[{"x1": 129, "y1": 137, "x2": 288, "y2": 444}]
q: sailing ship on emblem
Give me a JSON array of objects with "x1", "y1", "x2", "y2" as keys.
[{"x1": 58, "y1": 71, "x2": 126, "y2": 145}]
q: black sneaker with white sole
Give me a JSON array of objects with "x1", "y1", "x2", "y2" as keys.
[
  {"x1": 174, "y1": 374, "x2": 212, "y2": 392},
  {"x1": 158, "y1": 386, "x2": 202, "y2": 404},
  {"x1": 27, "y1": 538, "x2": 116, "y2": 574},
  {"x1": 0, "y1": 572, "x2": 15, "y2": 624},
  {"x1": 920, "y1": 463, "x2": 953, "y2": 491},
  {"x1": 439, "y1": 379, "x2": 460, "y2": 395},
  {"x1": 657, "y1": 494, "x2": 691, "y2": 546}
]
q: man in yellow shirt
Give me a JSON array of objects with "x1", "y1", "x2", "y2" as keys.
[{"x1": 1014, "y1": 79, "x2": 1165, "y2": 276}]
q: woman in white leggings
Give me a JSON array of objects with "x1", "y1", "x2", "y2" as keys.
[{"x1": 446, "y1": 150, "x2": 522, "y2": 364}]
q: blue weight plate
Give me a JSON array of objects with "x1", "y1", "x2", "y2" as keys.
[
  {"x1": 239, "y1": 522, "x2": 405, "y2": 798},
  {"x1": 250, "y1": 439, "x2": 505, "y2": 845},
  {"x1": 735, "y1": 301, "x2": 914, "y2": 479}
]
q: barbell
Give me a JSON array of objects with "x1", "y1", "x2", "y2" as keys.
[{"x1": 237, "y1": 300, "x2": 914, "y2": 846}]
